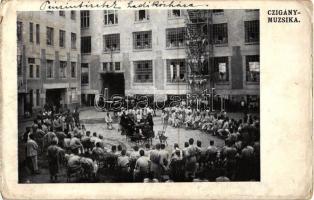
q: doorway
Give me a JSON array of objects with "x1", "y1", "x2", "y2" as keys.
[
  {"x1": 46, "y1": 89, "x2": 65, "y2": 113},
  {"x1": 101, "y1": 73, "x2": 125, "y2": 99}
]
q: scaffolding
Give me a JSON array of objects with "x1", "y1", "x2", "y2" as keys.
[{"x1": 185, "y1": 10, "x2": 214, "y2": 96}]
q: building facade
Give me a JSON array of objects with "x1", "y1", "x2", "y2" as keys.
[
  {"x1": 17, "y1": 11, "x2": 81, "y2": 116},
  {"x1": 80, "y1": 9, "x2": 260, "y2": 111},
  {"x1": 17, "y1": 9, "x2": 259, "y2": 114}
]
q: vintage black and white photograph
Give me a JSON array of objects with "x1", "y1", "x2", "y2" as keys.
[{"x1": 17, "y1": 9, "x2": 260, "y2": 183}]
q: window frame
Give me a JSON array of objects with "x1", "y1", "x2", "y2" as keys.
[
  {"x1": 36, "y1": 89, "x2": 40, "y2": 106},
  {"x1": 71, "y1": 32, "x2": 77, "y2": 49},
  {"x1": 133, "y1": 31, "x2": 152, "y2": 50},
  {"x1": 103, "y1": 33, "x2": 120, "y2": 52},
  {"x1": 104, "y1": 10, "x2": 118, "y2": 25},
  {"x1": 80, "y1": 11, "x2": 90, "y2": 29},
  {"x1": 71, "y1": 62, "x2": 77, "y2": 78},
  {"x1": 46, "y1": 26, "x2": 54, "y2": 46},
  {"x1": 59, "y1": 61, "x2": 67, "y2": 79},
  {"x1": 168, "y1": 9, "x2": 182, "y2": 19},
  {"x1": 35, "y1": 65, "x2": 40, "y2": 78},
  {"x1": 213, "y1": 56, "x2": 229, "y2": 82},
  {"x1": 59, "y1": 29, "x2": 66, "y2": 48},
  {"x1": 166, "y1": 27, "x2": 186, "y2": 48},
  {"x1": 81, "y1": 36, "x2": 91, "y2": 53},
  {"x1": 81, "y1": 63, "x2": 89, "y2": 85},
  {"x1": 213, "y1": 23, "x2": 228, "y2": 45},
  {"x1": 46, "y1": 59, "x2": 54, "y2": 79},
  {"x1": 35, "y1": 24, "x2": 40, "y2": 44},
  {"x1": 28, "y1": 58, "x2": 35, "y2": 79},
  {"x1": 213, "y1": 9, "x2": 224, "y2": 15},
  {"x1": 71, "y1": 11, "x2": 76, "y2": 20},
  {"x1": 29, "y1": 22, "x2": 33, "y2": 43},
  {"x1": 59, "y1": 11, "x2": 65, "y2": 17},
  {"x1": 133, "y1": 60, "x2": 153, "y2": 83},
  {"x1": 166, "y1": 59, "x2": 187, "y2": 83},
  {"x1": 102, "y1": 62, "x2": 121, "y2": 72},
  {"x1": 135, "y1": 10, "x2": 150, "y2": 22},
  {"x1": 17, "y1": 21, "x2": 23, "y2": 42},
  {"x1": 246, "y1": 55, "x2": 260, "y2": 83},
  {"x1": 244, "y1": 20, "x2": 260, "y2": 43},
  {"x1": 17, "y1": 55, "x2": 23, "y2": 77}
]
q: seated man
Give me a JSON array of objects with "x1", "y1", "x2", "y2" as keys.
[
  {"x1": 184, "y1": 113, "x2": 193, "y2": 128},
  {"x1": 65, "y1": 153, "x2": 98, "y2": 181},
  {"x1": 117, "y1": 149, "x2": 130, "y2": 181},
  {"x1": 91, "y1": 142, "x2": 105, "y2": 160},
  {"x1": 192, "y1": 112, "x2": 202, "y2": 129},
  {"x1": 69, "y1": 135, "x2": 84, "y2": 154}
]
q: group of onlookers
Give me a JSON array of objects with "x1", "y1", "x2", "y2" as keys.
[
  {"x1": 20, "y1": 105, "x2": 260, "y2": 183},
  {"x1": 161, "y1": 105, "x2": 259, "y2": 139}
]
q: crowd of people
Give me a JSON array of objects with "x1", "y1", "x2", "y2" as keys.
[
  {"x1": 20, "y1": 103, "x2": 260, "y2": 183},
  {"x1": 161, "y1": 105, "x2": 259, "y2": 139}
]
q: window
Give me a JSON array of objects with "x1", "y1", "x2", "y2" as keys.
[
  {"x1": 102, "y1": 62, "x2": 113, "y2": 72},
  {"x1": 167, "y1": 59, "x2": 186, "y2": 83},
  {"x1": 17, "y1": 21, "x2": 23, "y2": 41},
  {"x1": 213, "y1": 23, "x2": 228, "y2": 44},
  {"x1": 134, "y1": 60, "x2": 153, "y2": 83},
  {"x1": 59, "y1": 30, "x2": 66, "y2": 47},
  {"x1": 71, "y1": 11, "x2": 76, "y2": 20},
  {"x1": 81, "y1": 36, "x2": 91, "y2": 53},
  {"x1": 135, "y1": 10, "x2": 150, "y2": 21},
  {"x1": 104, "y1": 10, "x2": 118, "y2": 25},
  {"x1": 29, "y1": 89, "x2": 33, "y2": 107},
  {"x1": 80, "y1": 11, "x2": 90, "y2": 28},
  {"x1": 81, "y1": 63, "x2": 89, "y2": 85},
  {"x1": 103, "y1": 34, "x2": 120, "y2": 52},
  {"x1": 17, "y1": 55, "x2": 22, "y2": 76},
  {"x1": 71, "y1": 62, "x2": 76, "y2": 78},
  {"x1": 214, "y1": 57, "x2": 229, "y2": 81},
  {"x1": 115, "y1": 62, "x2": 120, "y2": 71},
  {"x1": 59, "y1": 11, "x2": 65, "y2": 17},
  {"x1": 213, "y1": 9, "x2": 224, "y2": 14},
  {"x1": 246, "y1": 55, "x2": 260, "y2": 82},
  {"x1": 133, "y1": 31, "x2": 152, "y2": 50},
  {"x1": 46, "y1": 27, "x2": 54, "y2": 45},
  {"x1": 36, "y1": 24, "x2": 40, "y2": 44},
  {"x1": 102, "y1": 62, "x2": 120, "y2": 72},
  {"x1": 46, "y1": 60, "x2": 54, "y2": 78},
  {"x1": 71, "y1": 88, "x2": 78, "y2": 102},
  {"x1": 29, "y1": 22, "x2": 33, "y2": 43},
  {"x1": 59, "y1": 61, "x2": 67, "y2": 78},
  {"x1": 29, "y1": 65, "x2": 34, "y2": 78},
  {"x1": 71, "y1": 32, "x2": 77, "y2": 49},
  {"x1": 36, "y1": 65, "x2": 40, "y2": 78},
  {"x1": 166, "y1": 28, "x2": 185, "y2": 48},
  {"x1": 245, "y1": 20, "x2": 259, "y2": 43},
  {"x1": 36, "y1": 89, "x2": 40, "y2": 106},
  {"x1": 28, "y1": 58, "x2": 35, "y2": 78},
  {"x1": 168, "y1": 10, "x2": 182, "y2": 18}
]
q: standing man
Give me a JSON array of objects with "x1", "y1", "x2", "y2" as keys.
[
  {"x1": 134, "y1": 150, "x2": 150, "y2": 182},
  {"x1": 26, "y1": 134, "x2": 40, "y2": 174},
  {"x1": 47, "y1": 139, "x2": 64, "y2": 182}
]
